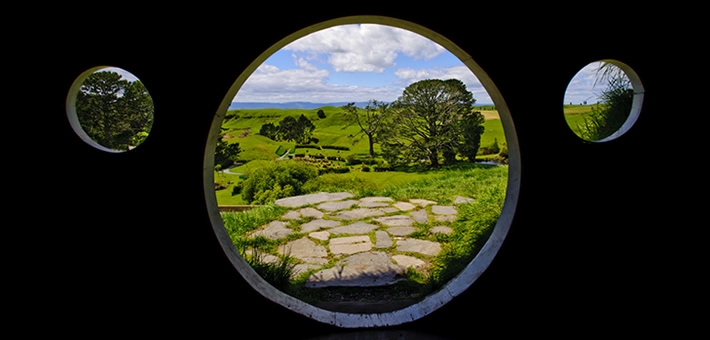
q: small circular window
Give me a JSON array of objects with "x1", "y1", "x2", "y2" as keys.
[
  {"x1": 563, "y1": 60, "x2": 644, "y2": 142},
  {"x1": 66, "y1": 66, "x2": 154, "y2": 152}
]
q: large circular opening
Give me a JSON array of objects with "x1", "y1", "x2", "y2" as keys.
[{"x1": 203, "y1": 16, "x2": 520, "y2": 328}]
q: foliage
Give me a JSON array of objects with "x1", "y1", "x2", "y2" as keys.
[
  {"x1": 259, "y1": 114, "x2": 315, "y2": 143},
  {"x1": 240, "y1": 161, "x2": 318, "y2": 204},
  {"x1": 458, "y1": 111, "x2": 486, "y2": 161},
  {"x1": 214, "y1": 138, "x2": 241, "y2": 169},
  {"x1": 75, "y1": 70, "x2": 154, "y2": 150},
  {"x1": 577, "y1": 63, "x2": 634, "y2": 141},
  {"x1": 379, "y1": 79, "x2": 479, "y2": 167},
  {"x1": 342, "y1": 100, "x2": 388, "y2": 158},
  {"x1": 317, "y1": 109, "x2": 326, "y2": 119}
]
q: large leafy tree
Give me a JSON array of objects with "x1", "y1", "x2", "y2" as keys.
[
  {"x1": 259, "y1": 114, "x2": 315, "y2": 144},
  {"x1": 341, "y1": 100, "x2": 387, "y2": 158},
  {"x1": 380, "y1": 79, "x2": 476, "y2": 167},
  {"x1": 75, "y1": 71, "x2": 154, "y2": 150}
]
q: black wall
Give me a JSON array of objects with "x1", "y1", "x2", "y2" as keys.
[{"x1": 9, "y1": 5, "x2": 701, "y2": 338}]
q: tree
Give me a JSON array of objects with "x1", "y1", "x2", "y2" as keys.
[
  {"x1": 458, "y1": 110, "x2": 486, "y2": 162},
  {"x1": 214, "y1": 138, "x2": 241, "y2": 169},
  {"x1": 295, "y1": 114, "x2": 315, "y2": 143},
  {"x1": 578, "y1": 62, "x2": 634, "y2": 141},
  {"x1": 380, "y1": 79, "x2": 476, "y2": 167},
  {"x1": 259, "y1": 122, "x2": 278, "y2": 140},
  {"x1": 261, "y1": 114, "x2": 315, "y2": 143},
  {"x1": 341, "y1": 100, "x2": 387, "y2": 158},
  {"x1": 75, "y1": 70, "x2": 154, "y2": 150},
  {"x1": 317, "y1": 109, "x2": 326, "y2": 119}
]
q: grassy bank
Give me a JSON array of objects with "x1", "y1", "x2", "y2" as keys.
[{"x1": 220, "y1": 162, "x2": 508, "y2": 304}]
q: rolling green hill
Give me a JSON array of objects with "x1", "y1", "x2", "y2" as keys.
[
  {"x1": 220, "y1": 106, "x2": 507, "y2": 163},
  {"x1": 215, "y1": 106, "x2": 509, "y2": 205}
]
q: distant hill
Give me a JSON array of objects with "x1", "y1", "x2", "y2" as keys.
[
  {"x1": 230, "y1": 101, "x2": 494, "y2": 110},
  {"x1": 229, "y1": 102, "x2": 370, "y2": 110}
]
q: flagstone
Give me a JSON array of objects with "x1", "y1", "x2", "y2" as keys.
[
  {"x1": 300, "y1": 219, "x2": 341, "y2": 232},
  {"x1": 409, "y1": 199, "x2": 437, "y2": 207},
  {"x1": 274, "y1": 192, "x2": 354, "y2": 208},
  {"x1": 392, "y1": 254, "x2": 427, "y2": 270},
  {"x1": 308, "y1": 231, "x2": 331, "y2": 241},
  {"x1": 432, "y1": 205, "x2": 457, "y2": 215},
  {"x1": 332, "y1": 208, "x2": 385, "y2": 220},
  {"x1": 278, "y1": 236, "x2": 328, "y2": 260},
  {"x1": 374, "y1": 215, "x2": 414, "y2": 227},
  {"x1": 329, "y1": 221, "x2": 379, "y2": 235},
  {"x1": 397, "y1": 238, "x2": 442, "y2": 256},
  {"x1": 329, "y1": 235, "x2": 373, "y2": 255},
  {"x1": 375, "y1": 230, "x2": 393, "y2": 248},
  {"x1": 387, "y1": 226, "x2": 417, "y2": 236},
  {"x1": 393, "y1": 202, "x2": 416, "y2": 211},
  {"x1": 410, "y1": 209, "x2": 429, "y2": 223},
  {"x1": 317, "y1": 199, "x2": 359, "y2": 211},
  {"x1": 249, "y1": 220, "x2": 293, "y2": 240}
]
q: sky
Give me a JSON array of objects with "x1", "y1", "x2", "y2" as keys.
[
  {"x1": 232, "y1": 24, "x2": 495, "y2": 105},
  {"x1": 105, "y1": 24, "x2": 608, "y2": 106}
]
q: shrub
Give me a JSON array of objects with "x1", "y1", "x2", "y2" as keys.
[
  {"x1": 318, "y1": 167, "x2": 350, "y2": 175},
  {"x1": 231, "y1": 183, "x2": 242, "y2": 196},
  {"x1": 240, "y1": 161, "x2": 318, "y2": 204},
  {"x1": 345, "y1": 154, "x2": 360, "y2": 165},
  {"x1": 321, "y1": 145, "x2": 350, "y2": 151},
  {"x1": 361, "y1": 165, "x2": 371, "y2": 172}
]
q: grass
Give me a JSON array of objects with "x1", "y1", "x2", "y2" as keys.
[
  {"x1": 563, "y1": 104, "x2": 599, "y2": 137},
  {"x1": 219, "y1": 162, "x2": 508, "y2": 305},
  {"x1": 214, "y1": 106, "x2": 508, "y2": 206},
  {"x1": 214, "y1": 106, "x2": 510, "y2": 306}
]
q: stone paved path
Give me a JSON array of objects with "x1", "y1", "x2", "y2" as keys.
[{"x1": 245, "y1": 192, "x2": 475, "y2": 289}]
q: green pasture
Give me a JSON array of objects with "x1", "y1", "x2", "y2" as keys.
[
  {"x1": 214, "y1": 106, "x2": 509, "y2": 206},
  {"x1": 563, "y1": 104, "x2": 597, "y2": 137}
]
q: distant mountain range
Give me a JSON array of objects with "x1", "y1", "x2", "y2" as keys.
[
  {"x1": 229, "y1": 102, "x2": 368, "y2": 110},
  {"x1": 229, "y1": 102, "x2": 494, "y2": 110}
]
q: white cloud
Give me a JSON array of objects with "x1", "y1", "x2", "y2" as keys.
[
  {"x1": 233, "y1": 62, "x2": 401, "y2": 103},
  {"x1": 564, "y1": 62, "x2": 604, "y2": 104},
  {"x1": 285, "y1": 24, "x2": 445, "y2": 73},
  {"x1": 394, "y1": 65, "x2": 491, "y2": 104}
]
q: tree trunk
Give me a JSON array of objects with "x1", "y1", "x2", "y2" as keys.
[
  {"x1": 367, "y1": 134, "x2": 375, "y2": 158},
  {"x1": 429, "y1": 148, "x2": 439, "y2": 167}
]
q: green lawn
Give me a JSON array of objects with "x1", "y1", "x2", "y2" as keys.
[{"x1": 214, "y1": 106, "x2": 510, "y2": 206}]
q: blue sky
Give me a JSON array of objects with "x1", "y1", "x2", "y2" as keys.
[
  {"x1": 232, "y1": 24, "x2": 496, "y2": 105},
  {"x1": 107, "y1": 24, "x2": 607, "y2": 106}
]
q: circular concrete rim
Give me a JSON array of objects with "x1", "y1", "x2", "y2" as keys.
[
  {"x1": 66, "y1": 66, "x2": 153, "y2": 153},
  {"x1": 564, "y1": 59, "x2": 645, "y2": 143},
  {"x1": 203, "y1": 15, "x2": 521, "y2": 328}
]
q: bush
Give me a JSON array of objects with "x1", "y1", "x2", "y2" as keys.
[
  {"x1": 345, "y1": 154, "x2": 361, "y2": 165},
  {"x1": 318, "y1": 167, "x2": 350, "y2": 175},
  {"x1": 241, "y1": 161, "x2": 318, "y2": 204},
  {"x1": 321, "y1": 145, "x2": 350, "y2": 151},
  {"x1": 232, "y1": 184, "x2": 242, "y2": 196}
]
